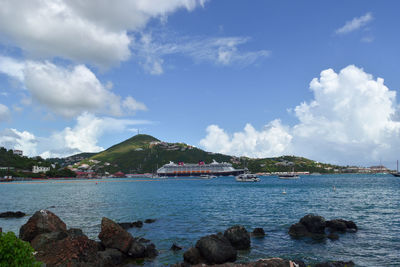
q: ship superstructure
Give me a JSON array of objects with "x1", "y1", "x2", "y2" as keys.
[{"x1": 156, "y1": 160, "x2": 245, "y2": 177}]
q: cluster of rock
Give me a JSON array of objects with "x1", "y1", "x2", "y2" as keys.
[
  {"x1": 18, "y1": 210, "x2": 157, "y2": 266},
  {"x1": 289, "y1": 214, "x2": 357, "y2": 240},
  {"x1": 182, "y1": 225, "x2": 252, "y2": 265},
  {"x1": 117, "y1": 218, "x2": 156, "y2": 230},
  {"x1": 0, "y1": 211, "x2": 25, "y2": 218}
]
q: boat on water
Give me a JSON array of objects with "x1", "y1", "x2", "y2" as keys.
[
  {"x1": 278, "y1": 167, "x2": 300, "y2": 179},
  {"x1": 235, "y1": 173, "x2": 260, "y2": 182},
  {"x1": 200, "y1": 174, "x2": 217, "y2": 179},
  {"x1": 157, "y1": 160, "x2": 245, "y2": 177},
  {"x1": 278, "y1": 173, "x2": 299, "y2": 179},
  {"x1": 392, "y1": 160, "x2": 400, "y2": 177}
]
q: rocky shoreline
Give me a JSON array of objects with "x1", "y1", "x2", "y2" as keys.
[{"x1": 1, "y1": 211, "x2": 357, "y2": 266}]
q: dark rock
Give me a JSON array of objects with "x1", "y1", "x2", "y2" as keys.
[
  {"x1": 183, "y1": 247, "x2": 204, "y2": 265},
  {"x1": 31, "y1": 231, "x2": 68, "y2": 251},
  {"x1": 314, "y1": 260, "x2": 355, "y2": 267},
  {"x1": 118, "y1": 222, "x2": 133, "y2": 229},
  {"x1": 224, "y1": 225, "x2": 250, "y2": 250},
  {"x1": 132, "y1": 220, "x2": 143, "y2": 228},
  {"x1": 34, "y1": 234, "x2": 100, "y2": 266},
  {"x1": 171, "y1": 243, "x2": 182, "y2": 251},
  {"x1": 98, "y1": 217, "x2": 134, "y2": 253},
  {"x1": 97, "y1": 248, "x2": 126, "y2": 267},
  {"x1": 144, "y1": 219, "x2": 156, "y2": 224},
  {"x1": 252, "y1": 227, "x2": 266, "y2": 237},
  {"x1": 128, "y1": 240, "x2": 146, "y2": 258},
  {"x1": 0, "y1": 211, "x2": 25, "y2": 218},
  {"x1": 254, "y1": 258, "x2": 292, "y2": 266},
  {"x1": 293, "y1": 259, "x2": 307, "y2": 267},
  {"x1": 299, "y1": 214, "x2": 326, "y2": 234},
  {"x1": 138, "y1": 237, "x2": 150, "y2": 243},
  {"x1": 195, "y1": 233, "x2": 237, "y2": 264},
  {"x1": 67, "y1": 228, "x2": 85, "y2": 238},
  {"x1": 289, "y1": 222, "x2": 309, "y2": 238},
  {"x1": 19, "y1": 209, "x2": 67, "y2": 242},
  {"x1": 338, "y1": 219, "x2": 358, "y2": 232},
  {"x1": 326, "y1": 220, "x2": 347, "y2": 233},
  {"x1": 0, "y1": 227, "x2": 2, "y2": 233},
  {"x1": 327, "y1": 233, "x2": 339, "y2": 241},
  {"x1": 144, "y1": 243, "x2": 158, "y2": 258}
]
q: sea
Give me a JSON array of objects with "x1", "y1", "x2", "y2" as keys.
[{"x1": 0, "y1": 174, "x2": 399, "y2": 266}]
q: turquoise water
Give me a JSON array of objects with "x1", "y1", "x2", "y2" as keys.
[{"x1": 0, "y1": 174, "x2": 399, "y2": 266}]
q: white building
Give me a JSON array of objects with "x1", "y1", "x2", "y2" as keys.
[{"x1": 32, "y1": 166, "x2": 50, "y2": 173}]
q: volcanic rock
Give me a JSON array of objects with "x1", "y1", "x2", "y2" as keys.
[
  {"x1": 97, "y1": 248, "x2": 126, "y2": 267},
  {"x1": 19, "y1": 209, "x2": 67, "y2": 242},
  {"x1": 183, "y1": 247, "x2": 204, "y2": 265},
  {"x1": 118, "y1": 222, "x2": 133, "y2": 230},
  {"x1": 0, "y1": 211, "x2": 25, "y2": 218},
  {"x1": 132, "y1": 220, "x2": 143, "y2": 227},
  {"x1": 314, "y1": 260, "x2": 355, "y2": 267},
  {"x1": 171, "y1": 243, "x2": 183, "y2": 251},
  {"x1": 288, "y1": 222, "x2": 309, "y2": 238},
  {"x1": 144, "y1": 219, "x2": 156, "y2": 224},
  {"x1": 224, "y1": 225, "x2": 250, "y2": 250},
  {"x1": 98, "y1": 217, "x2": 134, "y2": 253},
  {"x1": 251, "y1": 227, "x2": 266, "y2": 237},
  {"x1": 299, "y1": 214, "x2": 326, "y2": 234},
  {"x1": 195, "y1": 233, "x2": 237, "y2": 264},
  {"x1": 326, "y1": 220, "x2": 347, "y2": 233}
]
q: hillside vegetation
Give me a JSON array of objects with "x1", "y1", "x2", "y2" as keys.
[{"x1": 73, "y1": 134, "x2": 343, "y2": 175}]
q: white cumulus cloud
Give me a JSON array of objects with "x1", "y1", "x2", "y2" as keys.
[
  {"x1": 0, "y1": 0, "x2": 207, "y2": 67},
  {"x1": 335, "y1": 12, "x2": 373, "y2": 35},
  {"x1": 292, "y1": 65, "x2": 400, "y2": 165},
  {"x1": 0, "y1": 128, "x2": 38, "y2": 156},
  {"x1": 0, "y1": 113, "x2": 153, "y2": 158},
  {"x1": 200, "y1": 120, "x2": 293, "y2": 158},
  {"x1": 200, "y1": 65, "x2": 400, "y2": 166},
  {"x1": 0, "y1": 56, "x2": 147, "y2": 118}
]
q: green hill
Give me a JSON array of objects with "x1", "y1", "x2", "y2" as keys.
[
  {"x1": 74, "y1": 134, "x2": 343, "y2": 175},
  {"x1": 87, "y1": 134, "x2": 233, "y2": 174}
]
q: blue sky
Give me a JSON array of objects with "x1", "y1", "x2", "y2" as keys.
[{"x1": 0, "y1": 0, "x2": 400, "y2": 168}]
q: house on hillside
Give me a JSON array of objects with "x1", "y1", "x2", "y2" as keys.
[{"x1": 32, "y1": 166, "x2": 50, "y2": 173}]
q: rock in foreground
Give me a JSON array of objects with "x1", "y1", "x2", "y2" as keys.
[
  {"x1": 224, "y1": 225, "x2": 250, "y2": 250},
  {"x1": 99, "y1": 217, "x2": 134, "y2": 253},
  {"x1": 19, "y1": 210, "x2": 67, "y2": 242},
  {"x1": 183, "y1": 225, "x2": 252, "y2": 265},
  {"x1": 19, "y1": 210, "x2": 158, "y2": 266},
  {"x1": 289, "y1": 214, "x2": 358, "y2": 240},
  {"x1": 196, "y1": 233, "x2": 237, "y2": 264}
]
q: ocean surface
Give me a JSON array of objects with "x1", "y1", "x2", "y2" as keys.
[{"x1": 0, "y1": 174, "x2": 399, "y2": 266}]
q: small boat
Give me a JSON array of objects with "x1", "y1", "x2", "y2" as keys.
[
  {"x1": 200, "y1": 174, "x2": 216, "y2": 179},
  {"x1": 278, "y1": 173, "x2": 299, "y2": 179},
  {"x1": 235, "y1": 173, "x2": 260, "y2": 182},
  {"x1": 392, "y1": 160, "x2": 400, "y2": 177},
  {"x1": 278, "y1": 167, "x2": 299, "y2": 179}
]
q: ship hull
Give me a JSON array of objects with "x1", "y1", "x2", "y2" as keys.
[{"x1": 160, "y1": 170, "x2": 244, "y2": 177}]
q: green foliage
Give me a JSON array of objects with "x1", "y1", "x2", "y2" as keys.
[
  {"x1": 80, "y1": 134, "x2": 343, "y2": 174},
  {"x1": 0, "y1": 231, "x2": 41, "y2": 267},
  {"x1": 46, "y1": 167, "x2": 77, "y2": 178},
  {"x1": 0, "y1": 147, "x2": 53, "y2": 177}
]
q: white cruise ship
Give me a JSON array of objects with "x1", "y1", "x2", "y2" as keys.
[{"x1": 156, "y1": 160, "x2": 245, "y2": 177}]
